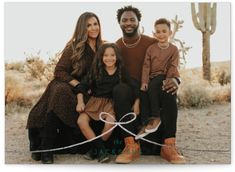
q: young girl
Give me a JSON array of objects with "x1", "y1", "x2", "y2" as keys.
[{"x1": 75, "y1": 43, "x2": 134, "y2": 163}]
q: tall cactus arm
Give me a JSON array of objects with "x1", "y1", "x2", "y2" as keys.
[
  {"x1": 210, "y1": 3, "x2": 217, "y2": 35},
  {"x1": 206, "y1": 3, "x2": 211, "y2": 30},
  {"x1": 191, "y1": 3, "x2": 204, "y2": 31},
  {"x1": 191, "y1": 3, "x2": 200, "y2": 30},
  {"x1": 198, "y1": 3, "x2": 206, "y2": 32}
]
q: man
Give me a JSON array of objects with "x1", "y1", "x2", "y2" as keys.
[{"x1": 113, "y1": 5, "x2": 185, "y2": 164}]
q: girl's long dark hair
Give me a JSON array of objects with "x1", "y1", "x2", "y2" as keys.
[{"x1": 89, "y1": 43, "x2": 123, "y2": 83}]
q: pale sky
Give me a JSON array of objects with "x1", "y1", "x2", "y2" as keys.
[
  {"x1": 1, "y1": 1, "x2": 235, "y2": 172},
  {"x1": 4, "y1": 2, "x2": 230, "y2": 69}
]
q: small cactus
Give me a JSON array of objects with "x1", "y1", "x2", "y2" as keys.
[{"x1": 170, "y1": 15, "x2": 192, "y2": 68}]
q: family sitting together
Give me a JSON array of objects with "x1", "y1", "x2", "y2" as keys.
[{"x1": 26, "y1": 5, "x2": 185, "y2": 164}]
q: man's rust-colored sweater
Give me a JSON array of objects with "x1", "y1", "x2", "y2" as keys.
[{"x1": 116, "y1": 34, "x2": 156, "y2": 81}]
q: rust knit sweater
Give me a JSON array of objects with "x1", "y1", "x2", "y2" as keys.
[
  {"x1": 141, "y1": 42, "x2": 180, "y2": 84},
  {"x1": 116, "y1": 34, "x2": 156, "y2": 81}
]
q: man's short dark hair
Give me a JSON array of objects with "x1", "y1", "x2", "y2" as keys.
[
  {"x1": 154, "y1": 18, "x2": 171, "y2": 30},
  {"x1": 116, "y1": 5, "x2": 142, "y2": 23}
]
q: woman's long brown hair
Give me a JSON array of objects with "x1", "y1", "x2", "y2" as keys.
[{"x1": 63, "y1": 12, "x2": 102, "y2": 77}]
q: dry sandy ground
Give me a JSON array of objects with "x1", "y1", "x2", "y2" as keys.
[{"x1": 5, "y1": 103, "x2": 231, "y2": 164}]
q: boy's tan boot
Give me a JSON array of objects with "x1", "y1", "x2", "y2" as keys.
[
  {"x1": 115, "y1": 136, "x2": 140, "y2": 164},
  {"x1": 160, "y1": 137, "x2": 186, "y2": 164}
]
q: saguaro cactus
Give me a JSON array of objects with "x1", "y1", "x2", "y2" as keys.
[{"x1": 191, "y1": 3, "x2": 217, "y2": 80}]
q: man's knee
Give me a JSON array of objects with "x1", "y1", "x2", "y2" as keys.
[
  {"x1": 113, "y1": 83, "x2": 132, "y2": 98},
  {"x1": 163, "y1": 91, "x2": 177, "y2": 99},
  {"x1": 162, "y1": 91, "x2": 177, "y2": 107}
]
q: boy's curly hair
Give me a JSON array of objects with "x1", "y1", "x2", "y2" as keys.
[{"x1": 116, "y1": 5, "x2": 142, "y2": 23}]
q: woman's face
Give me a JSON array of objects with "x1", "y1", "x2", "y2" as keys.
[
  {"x1": 103, "y1": 47, "x2": 117, "y2": 68},
  {"x1": 87, "y1": 16, "x2": 100, "y2": 40}
]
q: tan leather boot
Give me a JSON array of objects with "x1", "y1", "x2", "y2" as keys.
[
  {"x1": 160, "y1": 137, "x2": 186, "y2": 164},
  {"x1": 115, "y1": 136, "x2": 140, "y2": 164}
]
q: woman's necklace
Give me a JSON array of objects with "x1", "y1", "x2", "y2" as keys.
[
  {"x1": 157, "y1": 42, "x2": 170, "y2": 50},
  {"x1": 122, "y1": 35, "x2": 141, "y2": 48}
]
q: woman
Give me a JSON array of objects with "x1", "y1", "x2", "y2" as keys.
[{"x1": 26, "y1": 12, "x2": 103, "y2": 164}]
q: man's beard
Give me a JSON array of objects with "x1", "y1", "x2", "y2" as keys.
[{"x1": 122, "y1": 24, "x2": 139, "y2": 38}]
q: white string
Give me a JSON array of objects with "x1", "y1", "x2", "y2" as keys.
[
  {"x1": 31, "y1": 124, "x2": 117, "y2": 153},
  {"x1": 31, "y1": 112, "x2": 163, "y2": 153}
]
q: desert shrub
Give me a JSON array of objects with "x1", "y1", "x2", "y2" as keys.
[
  {"x1": 44, "y1": 52, "x2": 61, "y2": 81},
  {"x1": 212, "y1": 70, "x2": 231, "y2": 86},
  {"x1": 209, "y1": 84, "x2": 231, "y2": 102},
  {"x1": 211, "y1": 62, "x2": 231, "y2": 85},
  {"x1": 178, "y1": 80, "x2": 212, "y2": 108},
  {"x1": 23, "y1": 51, "x2": 60, "y2": 82},
  {"x1": 5, "y1": 73, "x2": 33, "y2": 108},
  {"x1": 178, "y1": 62, "x2": 231, "y2": 108},
  {"x1": 5, "y1": 61, "x2": 25, "y2": 72},
  {"x1": 5, "y1": 70, "x2": 47, "y2": 115},
  {"x1": 24, "y1": 56, "x2": 46, "y2": 81},
  {"x1": 5, "y1": 52, "x2": 62, "y2": 115}
]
